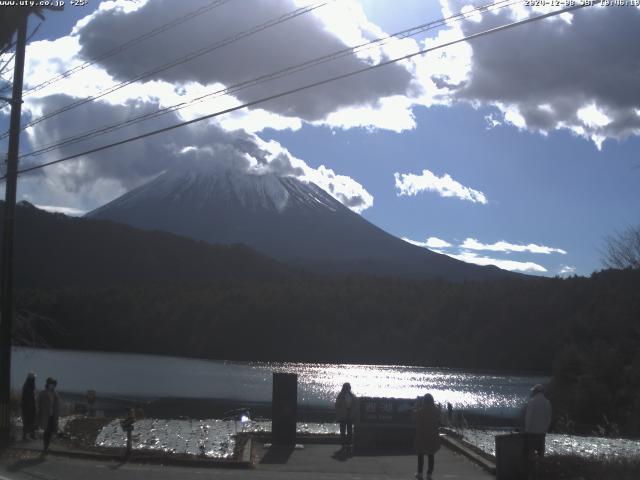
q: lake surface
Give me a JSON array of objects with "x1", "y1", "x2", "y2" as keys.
[
  {"x1": 12, "y1": 347, "x2": 546, "y2": 417},
  {"x1": 14, "y1": 348, "x2": 639, "y2": 460}
]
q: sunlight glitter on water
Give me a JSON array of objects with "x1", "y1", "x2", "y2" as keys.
[
  {"x1": 256, "y1": 362, "x2": 544, "y2": 414},
  {"x1": 95, "y1": 419, "x2": 339, "y2": 458},
  {"x1": 452, "y1": 428, "x2": 640, "y2": 459},
  {"x1": 96, "y1": 419, "x2": 237, "y2": 458}
]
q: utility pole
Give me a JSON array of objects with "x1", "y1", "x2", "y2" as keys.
[{"x1": 0, "y1": 10, "x2": 28, "y2": 448}]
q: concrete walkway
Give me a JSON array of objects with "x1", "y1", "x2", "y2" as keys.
[
  {"x1": 3, "y1": 434, "x2": 495, "y2": 479},
  {"x1": 255, "y1": 443, "x2": 494, "y2": 479},
  {"x1": 0, "y1": 444, "x2": 495, "y2": 480}
]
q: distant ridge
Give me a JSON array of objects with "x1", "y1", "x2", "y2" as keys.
[
  {"x1": 87, "y1": 166, "x2": 517, "y2": 281},
  {"x1": 1, "y1": 200, "x2": 292, "y2": 289}
]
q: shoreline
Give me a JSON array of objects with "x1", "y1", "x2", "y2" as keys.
[
  {"x1": 57, "y1": 392, "x2": 522, "y2": 428},
  {"x1": 12, "y1": 345, "x2": 553, "y2": 377},
  {"x1": 57, "y1": 393, "x2": 640, "y2": 441}
]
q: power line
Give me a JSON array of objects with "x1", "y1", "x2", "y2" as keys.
[
  {"x1": 0, "y1": 22, "x2": 41, "y2": 106},
  {"x1": 22, "y1": 0, "x2": 517, "y2": 157},
  {"x1": 0, "y1": 0, "x2": 234, "y2": 96},
  {"x1": 19, "y1": 0, "x2": 521, "y2": 159},
  {"x1": 0, "y1": 53, "x2": 15, "y2": 80},
  {"x1": 0, "y1": 20, "x2": 42, "y2": 81},
  {"x1": 0, "y1": 50, "x2": 16, "y2": 76},
  {"x1": 0, "y1": 41, "x2": 16, "y2": 58},
  {"x1": 4, "y1": 3, "x2": 591, "y2": 180},
  {"x1": 0, "y1": 64, "x2": 14, "y2": 76},
  {"x1": 0, "y1": 55, "x2": 15, "y2": 76},
  {"x1": 0, "y1": 0, "x2": 331, "y2": 140}
]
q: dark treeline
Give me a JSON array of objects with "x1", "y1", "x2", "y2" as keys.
[{"x1": 15, "y1": 269, "x2": 640, "y2": 435}]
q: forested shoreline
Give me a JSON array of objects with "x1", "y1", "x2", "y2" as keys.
[
  {"x1": 14, "y1": 268, "x2": 640, "y2": 435},
  {"x1": 5, "y1": 202, "x2": 639, "y2": 435}
]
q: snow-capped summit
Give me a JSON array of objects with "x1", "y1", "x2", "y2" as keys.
[{"x1": 87, "y1": 167, "x2": 514, "y2": 280}]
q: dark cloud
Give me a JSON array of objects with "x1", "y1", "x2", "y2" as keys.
[
  {"x1": 76, "y1": 0, "x2": 414, "y2": 121},
  {"x1": 24, "y1": 94, "x2": 252, "y2": 191},
  {"x1": 22, "y1": 95, "x2": 373, "y2": 211},
  {"x1": 447, "y1": 4, "x2": 640, "y2": 144}
]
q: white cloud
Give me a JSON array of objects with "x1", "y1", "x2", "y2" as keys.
[
  {"x1": 461, "y1": 238, "x2": 567, "y2": 255},
  {"x1": 402, "y1": 233, "x2": 568, "y2": 273},
  {"x1": 577, "y1": 104, "x2": 611, "y2": 129},
  {"x1": 33, "y1": 204, "x2": 87, "y2": 217},
  {"x1": 251, "y1": 138, "x2": 374, "y2": 213},
  {"x1": 425, "y1": 236, "x2": 452, "y2": 249},
  {"x1": 321, "y1": 96, "x2": 416, "y2": 133},
  {"x1": 448, "y1": 251, "x2": 547, "y2": 273},
  {"x1": 459, "y1": 4, "x2": 483, "y2": 23},
  {"x1": 394, "y1": 169, "x2": 487, "y2": 204},
  {"x1": 558, "y1": 265, "x2": 577, "y2": 276},
  {"x1": 484, "y1": 113, "x2": 502, "y2": 129},
  {"x1": 402, "y1": 236, "x2": 452, "y2": 249},
  {"x1": 216, "y1": 108, "x2": 303, "y2": 133}
]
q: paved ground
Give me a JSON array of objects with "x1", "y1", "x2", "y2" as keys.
[
  {"x1": 256, "y1": 443, "x2": 493, "y2": 479},
  {"x1": 0, "y1": 442, "x2": 494, "y2": 480}
]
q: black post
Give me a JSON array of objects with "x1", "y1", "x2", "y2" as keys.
[
  {"x1": 0, "y1": 12, "x2": 28, "y2": 448},
  {"x1": 272, "y1": 372, "x2": 297, "y2": 445}
]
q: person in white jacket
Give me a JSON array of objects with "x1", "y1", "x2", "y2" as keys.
[{"x1": 524, "y1": 384, "x2": 552, "y2": 456}]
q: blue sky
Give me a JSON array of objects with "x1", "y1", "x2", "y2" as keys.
[
  {"x1": 263, "y1": 104, "x2": 640, "y2": 276},
  {"x1": 1, "y1": 0, "x2": 639, "y2": 277}
]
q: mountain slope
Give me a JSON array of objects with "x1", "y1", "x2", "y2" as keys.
[
  {"x1": 87, "y1": 168, "x2": 516, "y2": 281},
  {"x1": 1, "y1": 201, "x2": 292, "y2": 289}
]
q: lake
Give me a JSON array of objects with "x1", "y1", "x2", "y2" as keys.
[
  {"x1": 14, "y1": 347, "x2": 639, "y2": 460},
  {"x1": 12, "y1": 347, "x2": 545, "y2": 418}
]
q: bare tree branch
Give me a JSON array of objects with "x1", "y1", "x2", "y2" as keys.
[
  {"x1": 602, "y1": 225, "x2": 640, "y2": 270},
  {"x1": 12, "y1": 310, "x2": 66, "y2": 348}
]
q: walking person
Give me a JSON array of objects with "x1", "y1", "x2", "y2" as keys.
[
  {"x1": 414, "y1": 393, "x2": 441, "y2": 480},
  {"x1": 20, "y1": 372, "x2": 37, "y2": 441},
  {"x1": 38, "y1": 377, "x2": 60, "y2": 453},
  {"x1": 524, "y1": 384, "x2": 552, "y2": 457},
  {"x1": 335, "y1": 382, "x2": 356, "y2": 450}
]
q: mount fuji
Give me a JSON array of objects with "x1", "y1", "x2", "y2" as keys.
[{"x1": 87, "y1": 166, "x2": 514, "y2": 280}]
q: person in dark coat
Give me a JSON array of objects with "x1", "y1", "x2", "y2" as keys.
[
  {"x1": 335, "y1": 382, "x2": 356, "y2": 449},
  {"x1": 20, "y1": 372, "x2": 37, "y2": 441},
  {"x1": 414, "y1": 393, "x2": 441, "y2": 480},
  {"x1": 37, "y1": 377, "x2": 60, "y2": 453}
]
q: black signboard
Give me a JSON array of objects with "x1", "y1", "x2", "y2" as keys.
[
  {"x1": 359, "y1": 397, "x2": 416, "y2": 425},
  {"x1": 272, "y1": 372, "x2": 297, "y2": 445}
]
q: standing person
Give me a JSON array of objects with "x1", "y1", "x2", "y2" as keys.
[
  {"x1": 335, "y1": 382, "x2": 356, "y2": 450},
  {"x1": 20, "y1": 372, "x2": 37, "y2": 441},
  {"x1": 524, "y1": 384, "x2": 552, "y2": 457},
  {"x1": 447, "y1": 402, "x2": 453, "y2": 423},
  {"x1": 38, "y1": 377, "x2": 60, "y2": 453},
  {"x1": 414, "y1": 393, "x2": 441, "y2": 480}
]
